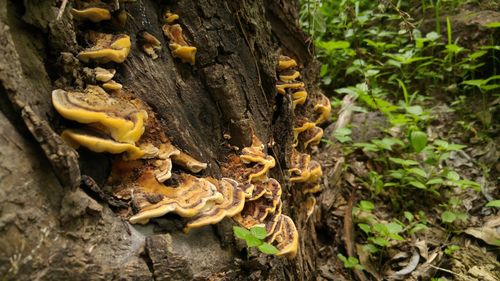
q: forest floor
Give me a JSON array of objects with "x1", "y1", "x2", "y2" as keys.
[{"x1": 302, "y1": 0, "x2": 499, "y2": 280}]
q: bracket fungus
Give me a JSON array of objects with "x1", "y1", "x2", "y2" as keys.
[
  {"x1": 102, "y1": 80, "x2": 123, "y2": 91},
  {"x1": 140, "y1": 31, "x2": 162, "y2": 60},
  {"x1": 94, "y1": 67, "x2": 116, "y2": 82},
  {"x1": 71, "y1": 7, "x2": 112, "y2": 22},
  {"x1": 291, "y1": 89, "x2": 308, "y2": 109},
  {"x1": 277, "y1": 55, "x2": 297, "y2": 71},
  {"x1": 171, "y1": 151, "x2": 207, "y2": 173},
  {"x1": 77, "y1": 32, "x2": 131, "y2": 64},
  {"x1": 164, "y1": 12, "x2": 180, "y2": 24},
  {"x1": 126, "y1": 171, "x2": 224, "y2": 224},
  {"x1": 279, "y1": 70, "x2": 301, "y2": 82},
  {"x1": 61, "y1": 129, "x2": 145, "y2": 160},
  {"x1": 52, "y1": 86, "x2": 147, "y2": 144},
  {"x1": 162, "y1": 19, "x2": 197, "y2": 65},
  {"x1": 313, "y1": 93, "x2": 332, "y2": 124},
  {"x1": 184, "y1": 178, "x2": 246, "y2": 232},
  {"x1": 300, "y1": 126, "x2": 324, "y2": 149},
  {"x1": 271, "y1": 215, "x2": 299, "y2": 258},
  {"x1": 275, "y1": 81, "x2": 305, "y2": 96}
]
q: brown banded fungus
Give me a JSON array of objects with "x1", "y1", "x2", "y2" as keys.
[
  {"x1": 77, "y1": 32, "x2": 131, "y2": 64},
  {"x1": 71, "y1": 7, "x2": 112, "y2": 23},
  {"x1": 232, "y1": 178, "x2": 282, "y2": 228},
  {"x1": 271, "y1": 215, "x2": 299, "y2": 258},
  {"x1": 162, "y1": 22, "x2": 197, "y2": 65},
  {"x1": 279, "y1": 69, "x2": 301, "y2": 82},
  {"x1": 126, "y1": 171, "x2": 223, "y2": 224},
  {"x1": 94, "y1": 67, "x2": 116, "y2": 82},
  {"x1": 277, "y1": 56, "x2": 297, "y2": 71},
  {"x1": 140, "y1": 31, "x2": 162, "y2": 60},
  {"x1": 292, "y1": 118, "x2": 316, "y2": 147},
  {"x1": 52, "y1": 86, "x2": 147, "y2": 144},
  {"x1": 61, "y1": 129, "x2": 145, "y2": 160},
  {"x1": 275, "y1": 81, "x2": 305, "y2": 96},
  {"x1": 313, "y1": 93, "x2": 332, "y2": 124},
  {"x1": 291, "y1": 89, "x2": 308, "y2": 109},
  {"x1": 184, "y1": 178, "x2": 246, "y2": 232},
  {"x1": 300, "y1": 126, "x2": 324, "y2": 149},
  {"x1": 171, "y1": 151, "x2": 207, "y2": 173}
]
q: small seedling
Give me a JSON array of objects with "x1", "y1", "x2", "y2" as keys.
[{"x1": 233, "y1": 226, "x2": 279, "y2": 255}]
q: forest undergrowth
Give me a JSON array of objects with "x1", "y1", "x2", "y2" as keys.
[{"x1": 300, "y1": 0, "x2": 499, "y2": 279}]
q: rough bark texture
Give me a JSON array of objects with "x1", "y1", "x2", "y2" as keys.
[{"x1": 0, "y1": 0, "x2": 336, "y2": 280}]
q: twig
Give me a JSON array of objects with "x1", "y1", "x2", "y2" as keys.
[
  {"x1": 57, "y1": 0, "x2": 69, "y2": 21},
  {"x1": 429, "y1": 265, "x2": 469, "y2": 279}
]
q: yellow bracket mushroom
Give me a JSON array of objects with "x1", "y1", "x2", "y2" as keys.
[
  {"x1": 77, "y1": 32, "x2": 131, "y2": 64},
  {"x1": 162, "y1": 22, "x2": 197, "y2": 65},
  {"x1": 52, "y1": 86, "x2": 147, "y2": 144},
  {"x1": 184, "y1": 178, "x2": 246, "y2": 232},
  {"x1": 277, "y1": 56, "x2": 297, "y2": 71},
  {"x1": 71, "y1": 7, "x2": 111, "y2": 23},
  {"x1": 313, "y1": 93, "x2": 332, "y2": 124},
  {"x1": 61, "y1": 129, "x2": 145, "y2": 160}
]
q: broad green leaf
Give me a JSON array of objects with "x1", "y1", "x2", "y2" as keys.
[
  {"x1": 404, "y1": 211, "x2": 414, "y2": 222},
  {"x1": 409, "y1": 181, "x2": 426, "y2": 189},
  {"x1": 363, "y1": 244, "x2": 379, "y2": 254},
  {"x1": 245, "y1": 235, "x2": 262, "y2": 247},
  {"x1": 258, "y1": 243, "x2": 279, "y2": 255},
  {"x1": 359, "y1": 200, "x2": 375, "y2": 211},
  {"x1": 370, "y1": 237, "x2": 389, "y2": 247},
  {"x1": 485, "y1": 200, "x2": 500, "y2": 208},
  {"x1": 233, "y1": 226, "x2": 251, "y2": 240},
  {"x1": 446, "y1": 171, "x2": 460, "y2": 181},
  {"x1": 389, "y1": 157, "x2": 419, "y2": 166},
  {"x1": 250, "y1": 226, "x2": 267, "y2": 240},
  {"x1": 410, "y1": 223, "x2": 428, "y2": 234},
  {"x1": 484, "y1": 22, "x2": 500, "y2": 28},
  {"x1": 358, "y1": 223, "x2": 371, "y2": 234},
  {"x1": 441, "y1": 211, "x2": 456, "y2": 223},
  {"x1": 388, "y1": 233, "x2": 405, "y2": 241},
  {"x1": 426, "y1": 178, "x2": 444, "y2": 185},
  {"x1": 410, "y1": 131, "x2": 428, "y2": 153},
  {"x1": 316, "y1": 40, "x2": 351, "y2": 51},
  {"x1": 408, "y1": 167, "x2": 427, "y2": 178},
  {"x1": 386, "y1": 222, "x2": 403, "y2": 234},
  {"x1": 406, "y1": 105, "x2": 423, "y2": 116}
]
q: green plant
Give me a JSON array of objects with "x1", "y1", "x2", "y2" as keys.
[
  {"x1": 233, "y1": 226, "x2": 279, "y2": 255},
  {"x1": 337, "y1": 253, "x2": 364, "y2": 270}
]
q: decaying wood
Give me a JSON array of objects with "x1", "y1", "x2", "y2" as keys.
[{"x1": 0, "y1": 0, "x2": 338, "y2": 280}]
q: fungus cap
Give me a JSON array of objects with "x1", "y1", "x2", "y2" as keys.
[
  {"x1": 77, "y1": 33, "x2": 131, "y2": 63},
  {"x1": 52, "y1": 86, "x2": 147, "y2": 144},
  {"x1": 71, "y1": 7, "x2": 111, "y2": 22},
  {"x1": 61, "y1": 129, "x2": 145, "y2": 160}
]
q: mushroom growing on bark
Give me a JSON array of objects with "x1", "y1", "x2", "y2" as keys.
[
  {"x1": 52, "y1": 85, "x2": 147, "y2": 144},
  {"x1": 77, "y1": 32, "x2": 131, "y2": 64}
]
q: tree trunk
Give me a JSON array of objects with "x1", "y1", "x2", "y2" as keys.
[{"x1": 0, "y1": 0, "x2": 340, "y2": 280}]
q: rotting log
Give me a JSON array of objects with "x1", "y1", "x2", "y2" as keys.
[{"x1": 0, "y1": 0, "x2": 340, "y2": 280}]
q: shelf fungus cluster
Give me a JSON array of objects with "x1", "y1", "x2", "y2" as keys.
[
  {"x1": 162, "y1": 12, "x2": 197, "y2": 65},
  {"x1": 276, "y1": 55, "x2": 331, "y2": 195},
  {"x1": 222, "y1": 136, "x2": 299, "y2": 258},
  {"x1": 50, "y1": 3, "x2": 303, "y2": 260}
]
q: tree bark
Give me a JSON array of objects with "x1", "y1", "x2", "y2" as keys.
[{"x1": 0, "y1": 0, "x2": 339, "y2": 280}]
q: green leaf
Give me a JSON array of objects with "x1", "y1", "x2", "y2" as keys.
[
  {"x1": 446, "y1": 171, "x2": 460, "y2": 181},
  {"x1": 245, "y1": 235, "x2": 263, "y2": 247},
  {"x1": 410, "y1": 223, "x2": 428, "y2": 234},
  {"x1": 233, "y1": 226, "x2": 251, "y2": 240},
  {"x1": 316, "y1": 40, "x2": 351, "y2": 52},
  {"x1": 409, "y1": 181, "x2": 426, "y2": 189},
  {"x1": 250, "y1": 226, "x2": 267, "y2": 240},
  {"x1": 426, "y1": 178, "x2": 444, "y2": 185},
  {"x1": 359, "y1": 200, "x2": 375, "y2": 211},
  {"x1": 363, "y1": 244, "x2": 379, "y2": 254},
  {"x1": 358, "y1": 223, "x2": 371, "y2": 234},
  {"x1": 441, "y1": 211, "x2": 456, "y2": 223},
  {"x1": 485, "y1": 200, "x2": 500, "y2": 208},
  {"x1": 408, "y1": 167, "x2": 427, "y2": 178},
  {"x1": 386, "y1": 222, "x2": 403, "y2": 234},
  {"x1": 404, "y1": 211, "x2": 414, "y2": 222},
  {"x1": 406, "y1": 105, "x2": 423, "y2": 116},
  {"x1": 258, "y1": 243, "x2": 279, "y2": 255},
  {"x1": 370, "y1": 237, "x2": 389, "y2": 247},
  {"x1": 389, "y1": 157, "x2": 419, "y2": 166},
  {"x1": 484, "y1": 22, "x2": 500, "y2": 28},
  {"x1": 410, "y1": 131, "x2": 428, "y2": 153}
]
